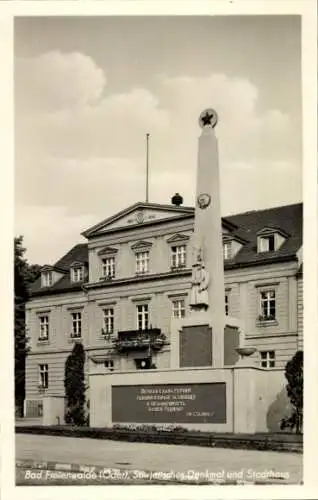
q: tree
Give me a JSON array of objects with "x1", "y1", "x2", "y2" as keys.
[
  {"x1": 281, "y1": 350, "x2": 303, "y2": 434},
  {"x1": 14, "y1": 236, "x2": 41, "y2": 415},
  {"x1": 64, "y1": 342, "x2": 86, "y2": 426}
]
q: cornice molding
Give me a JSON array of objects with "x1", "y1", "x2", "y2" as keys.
[
  {"x1": 130, "y1": 240, "x2": 153, "y2": 251},
  {"x1": 166, "y1": 233, "x2": 190, "y2": 244},
  {"x1": 97, "y1": 246, "x2": 119, "y2": 256}
]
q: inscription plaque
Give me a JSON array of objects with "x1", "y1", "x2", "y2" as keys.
[
  {"x1": 112, "y1": 382, "x2": 226, "y2": 424},
  {"x1": 180, "y1": 325, "x2": 212, "y2": 367}
]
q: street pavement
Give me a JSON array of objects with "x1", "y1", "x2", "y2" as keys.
[{"x1": 16, "y1": 433, "x2": 302, "y2": 485}]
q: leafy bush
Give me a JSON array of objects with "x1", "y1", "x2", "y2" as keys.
[{"x1": 281, "y1": 350, "x2": 303, "y2": 434}]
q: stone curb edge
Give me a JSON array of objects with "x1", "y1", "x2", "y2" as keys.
[{"x1": 16, "y1": 460, "x2": 296, "y2": 485}]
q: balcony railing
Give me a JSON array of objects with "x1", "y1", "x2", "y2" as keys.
[
  {"x1": 114, "y1": 328, "x2": 166, "y2": 352},
  {"x1": 100, "y1": 330, "x2": 117, "y2": 343}
]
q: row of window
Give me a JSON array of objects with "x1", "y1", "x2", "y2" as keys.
[
  {"x1": 37, "y1": 290, "x2": 277, "y2": 341},
  {"x1": 42, "y1": 229, "x2": 284, "y2": 288},
  {"x1": 100, "y1": 244, "x2": 187, "y2": 280},
  {"x1": 100, "y1": 240, "x2": 279, "y2": 278},
  {"x1": 37, "y1": 349, "x2": 277, "y2": 388},
  {"x1": 38, "y1": 301, "x2": 186, "y2": 340}
]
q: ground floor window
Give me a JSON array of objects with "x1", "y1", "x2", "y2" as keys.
[
  {"x1": 104, "y1": 359, "x2": 114, "y2": 371},
  {"x1": 25, "y1": 400, "x2": 43, "y2": 418},
  {"x1": 135, "y1": 357, "x2": 152, "y2": 370},
  {"x1": 260, "y1": 350, "x2": 275, "y2": 368}
]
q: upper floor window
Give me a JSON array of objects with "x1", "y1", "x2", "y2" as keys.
[
  {"x1": 71, "y1": 266, "x2": 84, "y2": 283},
  {"x1": 137, "y1": 304, "x2": 149, "y2": 330},
  {"x1": 225, "y1": 294, "x2": 229, "y2": 316},
  {"x1": 103, "y1": 308, "x2": 114, "y2": 335},
  {"x1": 172, "y1": 299, "x2": 186, "y2": 319},
  {"x1": 259, "y1": 290, "x2": 276, "y2": 321},
  {"x1": 39, "y1": 315, "x2": 49, "y2": 340},
  {"x1": 171, "y1": 245, "x2": 186, "y2": 268},
  {"x1": 71, "y1": 311, "x2": 82, "y2": 338},
  {"x1": 102, "y1": 256, "x2": 116, "y2": 279},
  {"x1": 41, "y1": 271, "x2": 53, "y2": 288},
  {"x1": 259, "y1": 235, "x2": 275, "y2": 253},
  {"x1": 257, "y1": 227, "x2": 288, "y2": 254},
  {"x1": 260, "y1": 350, "x2": 275, "y2": 368},
  {"x1": 223, "y1": 242, "x2": 232, "y2": 260},
  {"x1": 136, "y1": 251, "x2": 149, "y2": 275},
  {"x1": 38, "y1": 364, "x2": 49, "y2": 389}
]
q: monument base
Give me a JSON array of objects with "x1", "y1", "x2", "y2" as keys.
[{"x1": 88, "y1": 365, "x2": 287, "y2": 433}]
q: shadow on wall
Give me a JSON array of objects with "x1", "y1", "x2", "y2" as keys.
[{"x1": 266, "y1": 387, "x2": 292, "y2": 432}]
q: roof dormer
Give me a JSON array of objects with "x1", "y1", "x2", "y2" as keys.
[
  {"x1": 70, "y1": 260, "x2": 87, "y2": 283},
  {"x1": 40, "y1": 265, "x2": 66, "y2": 288},
  {"x1": 222, "y1": 234, "x2": 246, "y2": 260},
  {"x1": 257, "y1": 226, "x2": 289, "y2": 253}
]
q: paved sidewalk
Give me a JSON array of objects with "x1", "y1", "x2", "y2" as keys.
[{"x1": 16, "y1": 433, "x2": 302, "y2": 484}]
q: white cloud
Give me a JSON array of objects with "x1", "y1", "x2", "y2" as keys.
[
  {"x1": 16, "y1": 51, "x2": 106, "y2": 112},
  {"x1": 15, "y1": 156, "x2": 147, "y2": 216},
  {"x1": 15, "y1": 52, "x2": 302, "y2": 263},
  {"x1": 15, "y1": 205, "x2": 95, "y2": 265}
]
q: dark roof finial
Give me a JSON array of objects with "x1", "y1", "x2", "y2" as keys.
[{"x1": 171, "y1": 193, "x2": 183, "y2": 206}]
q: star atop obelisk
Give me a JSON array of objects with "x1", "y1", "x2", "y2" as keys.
[{"x1": 198, "y1": 108, "x2": 218, "y2": 129}]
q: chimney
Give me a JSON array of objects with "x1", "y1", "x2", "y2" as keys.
[{"x1": 171, "y1": 193, "x2": 183, "y2": 206}]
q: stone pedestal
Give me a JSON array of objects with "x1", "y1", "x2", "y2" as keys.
[
  {"x1": 42, "y1": 396, "x2": 66, "y2": 426},
  {"x1": 170, "y1": 313, "x2": 241, "y2": 368}
]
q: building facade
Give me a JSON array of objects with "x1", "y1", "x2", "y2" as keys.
[{"x1": 24, "y1": 200, "x2": 303, "y2": 417}]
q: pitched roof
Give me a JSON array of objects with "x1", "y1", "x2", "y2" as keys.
[
  {"x1": 30, "y1": 244, "x2": 88, "y2": 296},
  {"x1": 224, "y1": 203, "x2": 302, "y2": 268},
  {"x1": 29, "y1": 202, "x2": 302, "y2": 297}
]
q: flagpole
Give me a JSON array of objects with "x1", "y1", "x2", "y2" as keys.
[{"x1": 146, "y1": 133, "x2": 150, "y2": 202}]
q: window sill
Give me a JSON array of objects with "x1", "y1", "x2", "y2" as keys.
[
  {"x1": 68, "y1": 337, "x2": 82, "y2": 343},
  {"x1": 256, "y1": 320, "x2": 278, "y2": 327},
  {"x1": 37, "y1": 339, "x2": 50, "y2": 345},
  {"x1": 99, "y1": 335, "x2": 115, "y2": 342}
]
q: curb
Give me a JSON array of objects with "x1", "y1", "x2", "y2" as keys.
[
  {"x1": 16, "y1": 460, "x2": 297, "y2": 485},
  {"x1": 16, "y1": 460, "x2": 97, "y2": 473},
  {"x1": 15, "y1": 426, "x2": 303, "y2": 454}
]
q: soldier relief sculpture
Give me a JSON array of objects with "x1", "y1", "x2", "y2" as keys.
[{"x1": 189, "y1": 248, "x2": 209, "y2": 310}]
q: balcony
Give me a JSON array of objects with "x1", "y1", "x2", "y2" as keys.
[{"x1": 114, "y1": 328, "x2": 166, "y2": 352}]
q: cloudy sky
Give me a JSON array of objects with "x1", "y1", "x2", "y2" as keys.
[{"x1": 14, "y1": 15, "x2": 302, "y2": 265}]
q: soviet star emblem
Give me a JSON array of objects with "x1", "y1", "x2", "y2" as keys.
[{"x1": 199, "y1": 108, "x2": 218, "y2": 129}]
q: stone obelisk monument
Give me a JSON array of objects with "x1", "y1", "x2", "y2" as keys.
[
  {"x1": 189, "y1": 109, "x2": 225, "y2": 367},
  {"x1": 170, "y1": 108, "x2": 241, "y2": 369}
]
